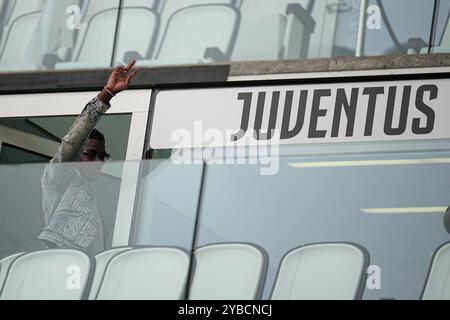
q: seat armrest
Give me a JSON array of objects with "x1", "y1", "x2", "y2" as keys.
[
  {"x1": 43, "y1": 47, "x2": 72, "y2": 69},
  {"x1": 407, "y1": 37, "x2": 428, "y2": 54},
  {"x1": 286, "y1": 3, "x2": 315, "y2": 32},
  {"x1": 204, "y1": 47, "x2": 228, "y2": 62}
]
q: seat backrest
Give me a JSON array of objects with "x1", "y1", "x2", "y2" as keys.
[
  {"x1": 0, "y1": 0, "x2": 44, "y2": 51},
  {"x1": 65, "y1": 0, "x2": 158, "y2": 67},
  {"x1": 239, "y1": 0, "x2": 311, "y2": 14},
  {"x1": 113, "y1": 7, "x2": 159, "y2": 64},
  {"x1": 154, "y1": 0, "x2": 232, "y2": 51},
  {"x1": 0, "y1": 252, "x2": 25, "y2": 292},
  {"x1": 95, "y1": 247, "x2": 190, "y2": 300},
  {"x1": 88, "y1": 247, "x2": 131, "y2": 300},
  {"x1": 0, "y1": 249, "x2": 93, "y2": 300},
  {"x1": 155, "y1": 4, "x2": 239, "y2": 62},
  {"x1": 231, "y1": 13, "x2": 286, "y2": 61},
  {"x1": 421, "y1": 242, "x2": 450, "y2": 300},
  {"x1": 74, "y1": 8, "x2": 119, "y2": 66},
  {"x1": 188, "y1": 243, "x2": 267, "y2": 300},
  {"x1": 72, "y1": 6, "x2": 159, "y2": 66},
  {"x1": 0, "y1": 0, "x2": 46, "y2": 66},
  {"x1": 81, "y1": 0, "x2": 156, "y2": 22},
  {"x1": 231, "y1": 0, "x2": 313, "y2": 61},
  {"x1": 271, "y1": 243, "x2": 369, "y2": 300},
  {"x1": 0, "y1": 11, "x2": 42, "y2": 66}
]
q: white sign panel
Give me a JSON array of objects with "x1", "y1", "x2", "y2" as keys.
[{"x1": 150, "y1": 79, "x2": 449, "y2": 149}]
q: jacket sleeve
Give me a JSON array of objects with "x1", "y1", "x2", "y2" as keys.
[
  {"x1": 52, "y1": 95, "x2": 111, "y2": 163},
  {"x1": 42, "y1": 96, "x2": 110, "y2": 192}
]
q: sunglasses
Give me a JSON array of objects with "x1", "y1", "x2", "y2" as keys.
[{"x1": 82, "y1": 150, "x2": 110, "y2": 161}]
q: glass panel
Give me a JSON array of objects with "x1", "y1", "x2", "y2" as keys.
[
  {"x1": 132, "y1": 159, "x2": 203, "y2": 250},
  {"x1": 0, "y1": 0, "x2": 120, "y2": 72},
  {"x1": 122, "y1": 0, "x2": 436, "y2": 65},
  {"x1": 128, "y1": 0, "x2": 330, "y2": 64},
  {"x1": 0, "y1": 161, "x2": 121, "y2": 257},
  {"x1": 0, "y1": 158, "x2": 200, "y2": 253},
  {"x1": 0, "y1": 159, "x2": 201, "y2": 299},
  {"x1": 112, "y1": 0, "x2": 163, "y2": 66},
  {"x1": 193, "y1": 142, "x2": 450, "y2": 299},
  {"x1": 2, "y1": 155, "x2": 449, "y2": 299},
  {"x1": 362, "y1": 0, "x2": 434, "y2": 56},
  {"x1": 332, "y1": 0, "x2": 363, "y2": 58},
  {"x1": 0, "y1": 0, "x2": 442, "y2": 71},
  {"x1": 0, "y1": 110, "x2": 132, "y2": 258},
  {"x1": 431, "y1": 0, "x2": 450, "y2": 53}
]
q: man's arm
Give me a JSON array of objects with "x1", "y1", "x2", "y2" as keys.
[
  {"x1": 52, "y1": 60, "x2": 139, "y2": 163},
  {"x1": 52, "y1": 95, "x2": 110, "y2": 163}
]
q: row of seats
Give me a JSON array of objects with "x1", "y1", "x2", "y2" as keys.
[
  {"x1": 2, "y1": 241, "x2": 448, "y2": 300},
  {"x1": 0, "y1": 242, "x2": 367, "y2": 300},
  {"x1": 0, "y1": 0, "x2": 316, "y2": 71}
]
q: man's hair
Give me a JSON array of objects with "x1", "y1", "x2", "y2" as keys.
[{"x1": 88, "y1": 129, "x2": 105, "y2": 143}]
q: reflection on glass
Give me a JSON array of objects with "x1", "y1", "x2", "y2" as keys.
[
  {"x1": 0, "y1": 149, "x2": 450, "y2": 299},
  {"x1": 362, "y1": 0, "x2": 434, "y2": 56},
  {"x1": 193, "y1": 146, "x2": 450, "y2": 299},
  {"x1": 0, "y1": 0, "x2": 444, "y2": 72},
  {"x1": 0, "y1": 161, "x2": 125, "y2": 258},
  {"x1": 54, "y1": 0, "x2": 121, "y2": 70},
  {"x1": 431, "y1": 0, "x2": 450, "y2": 53},
  {"x1": 132, "y1": 159, "x2": 203, "y2": 251},
  {"x1": 332, "y1": 0, "x2": 362, "y2": 57},
  {"x1": 0, "y1": 0, "x2": 120, "y2": 72}
]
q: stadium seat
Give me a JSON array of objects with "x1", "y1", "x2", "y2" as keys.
[
  {"x1": 95, "y1": 247, "x2": 190, "y2": 300},
  {"x1": 188, "y1": 243, "x2": 268, "y2": 300},
  {"x1": 271, "y1": 243, "x2": 369, "y2": 300},
  {"x1": 150, "y1": 0, "x2": 233, "y2": 51},
  {"x1": 0, "y1": 252, "x2": 25, "y2": 292},
  {"x1": 138, "y1": 3, "x2": 239, "y2": 65},
  {"x1": 231, "y1": 0, "x2": 315, "y2": 61},
  {"x1": 421, "y1": 242, "x2": 450, "y2": 299},
  {"x1": 56, "y1": 3, "x2": 159, "y2": 69},
  {"x1": 0, "y1": 249, "x2": 93, "y2": 300},
  {"x1": 88, "y1": 246, "x2": 131, "y2": 300},
  {"x1": 0, "y1": 0, "x2": 45, "y2": 71},
  {"x1": 231, "y1": 14, "x2": 287, "y2": 61}
]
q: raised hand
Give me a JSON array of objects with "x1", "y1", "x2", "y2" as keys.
[{"x1": 105, "y1": 59, "x2": 139, "y2": 94}]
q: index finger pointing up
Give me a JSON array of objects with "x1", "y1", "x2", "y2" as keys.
[{"x1": 125, "y1": 59, "x2": 136, "y2": 71}]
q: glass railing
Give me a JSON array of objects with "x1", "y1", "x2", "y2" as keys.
[
  {"x1": 1, "y1": 140, "x2": 450, "y2": 299},
  {"x1": 0, "y1": 0, "x2": 446, "y2": 73}
]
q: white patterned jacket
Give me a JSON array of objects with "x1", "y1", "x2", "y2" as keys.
[{"x1": 38, "y1": 96, "x2": 109, "y2": 254}]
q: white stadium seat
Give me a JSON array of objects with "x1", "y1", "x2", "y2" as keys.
[
  {"x1": 271, "y1": 243, "x2": 369, "y2": 300},
  {"x1": 0, "y1": 0, "x2": 45, "y2": 71},
  {"x1": 88, "y1": 247, "x2": 132, "y2": 300},
  {"x1": 0, "y1": 252, "x2": 25, "y2": 293},
  {"x1": 231, "y1": 0, "x2": 315, "y2": 61},
  {"x1": 0, "y1": 249, "x2": 93, "y2": 300},
  {"x1": 188, "y1": 243, "x2": 267, "y2": 300},
  {"x1": 55, "y1": 8, "x2": 118, "y2": 69},
  {"x1": 421, "y1": 242, "x2": 450, "y2": 300},
  {"x1": 56, "y1": 5, "x2": 159, "y2": 69},
  {"x1": 138, "y1": 3, "x2": 239, "y2": 65},
  {"x1": 95, "y1": 247, "x2": 190, "y2": 300}
]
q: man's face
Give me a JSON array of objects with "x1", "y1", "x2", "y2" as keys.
[
  {"x1": 79, "y1": 139, "x2": 107, "y2": 162},
  {"x1": 78, "y1": 139, "x2": 108, "y2": 181}
]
